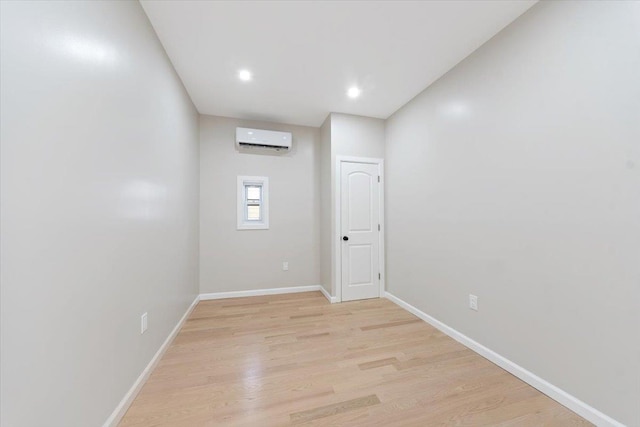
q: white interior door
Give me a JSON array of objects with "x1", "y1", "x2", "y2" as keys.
[{"x1": 341, "y1": 161, "x2": 381, "y2": 302}]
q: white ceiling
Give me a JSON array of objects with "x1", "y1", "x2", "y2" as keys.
[{"x1": 141, "y1": 0, "x2": 536, "y2": 127}]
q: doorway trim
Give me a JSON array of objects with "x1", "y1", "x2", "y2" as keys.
[{"x1": 334, "y1": 155, "x2": 385, "y2": 303}]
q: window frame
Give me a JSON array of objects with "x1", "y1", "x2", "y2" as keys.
[{"x1": 237, "y1": 176, "x2": 269, "y2": 230}]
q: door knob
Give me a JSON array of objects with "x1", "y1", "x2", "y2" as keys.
[{"x1": 343, "y1": 236, "x2": 349, "y2": 241}]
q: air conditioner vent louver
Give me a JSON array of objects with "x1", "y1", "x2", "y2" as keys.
[{"x1": 238, "y1": 142, "x2": 288, "y2": 150}]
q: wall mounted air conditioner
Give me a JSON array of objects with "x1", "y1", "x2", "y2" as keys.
[{"x1": 236, "y1": 127, "x2": 292, "y2": 151}]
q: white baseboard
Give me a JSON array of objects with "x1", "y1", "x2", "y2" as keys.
[
  {"x1": 199, "y1": 285, "x2": 326, "y2": 301},
  {"x1": 103, "y1": 294, "x2": 200, "y2": 427},
  {"x1": 318, "y1": 285, "x2": 339, "y2": 303},
  {"x1": 384, "y1": 292, "x2": 624, "y2": 427}
]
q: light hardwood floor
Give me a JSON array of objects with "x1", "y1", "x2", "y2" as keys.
[{"x1": 119, "y1": 292, "x2": 591, "y2": 426}]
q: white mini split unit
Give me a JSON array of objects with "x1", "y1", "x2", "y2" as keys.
[{"x1": 236, "y1": 127, "x2": 292, "y2": 151}]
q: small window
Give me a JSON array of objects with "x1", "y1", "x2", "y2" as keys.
[
  {"x1": 245, "y1": 185, "x2": 262, "y2": 220},
  {"x1": 237, "y1": 176, "x2": 269, "y2": 230}
]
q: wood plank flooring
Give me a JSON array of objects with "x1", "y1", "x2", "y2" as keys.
[{"x1": 119, "y1": 292, "x2": 591, "y2": 426}]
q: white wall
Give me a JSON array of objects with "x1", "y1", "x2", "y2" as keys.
[
  {"x1": 319, "y1": 116, "x2": 332, "y2": 294},
  {"x1": 199, "y1": 115, "x2": 320, "y2": 293},
  {"x1": 330, "y1": 113, "x2": 386, "y2": 161},
  {"x1": 385, "y1": 1, "x2": 640, "y2": 425},
  {"x1": 0, "y1": 1, "x2": 199, "y2": 426}
]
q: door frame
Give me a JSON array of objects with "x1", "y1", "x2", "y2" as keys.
[{"x1": 335, "y1": 155, "x2": 385, "y2": 303}]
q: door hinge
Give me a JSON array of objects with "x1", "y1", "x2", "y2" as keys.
[
  {"x1": 378, "y1": 175, "x2": 380, "y2": 183},
  {"x1": 378, "y1": 273, "x2": 381, "y2": 280},
  {"x1": 378, "y1": 224, "x2": 381, "y2": 231}
]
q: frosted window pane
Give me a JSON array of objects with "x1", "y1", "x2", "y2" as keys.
[
  {"x1": 246, "y1": 186, "x2": 261, "y2": 201},
  {"x1": 247, "y1": 205, "x2": 261, "y2": 220}
]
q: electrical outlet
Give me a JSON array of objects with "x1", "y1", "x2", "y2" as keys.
[
  {"x1": 469, "y1": 294, "x2": 478, "y2": 311},
  {"x1": 141, "y1": 312, "x2": 148, "y2": 334},
  {"x1": 282, "y1": 261, "x2": 289, "y2": 271}
]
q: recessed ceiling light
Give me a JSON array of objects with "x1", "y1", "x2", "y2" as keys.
[
  {"x1": 238, "y1": 69, "x2": 252, "y2": 81},
  {"x1": 347, "y1": 86, "x2": 361, "y2": 98}
]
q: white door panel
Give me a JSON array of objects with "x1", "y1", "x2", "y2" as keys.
[
  {"x1": 341, "y1": 161, "x2": 380, "y2": 302},
  {"x1": 348, "y1": 173, "x2": 373, "y2": 231},
  {"x1": 349, "y1": 245, "x2": 373, "y2": 285}
]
